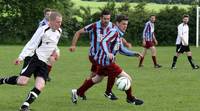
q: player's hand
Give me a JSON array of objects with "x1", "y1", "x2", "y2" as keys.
[
  {"x1": 69, "y1": 46, "x2": 76, "y2": 52},
  {"x1": 14, "y1": 58, "x2": 22, "y2": 65}
]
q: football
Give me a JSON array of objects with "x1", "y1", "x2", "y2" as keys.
[{"x1": 116, "y1": 77, "x2": 131, "y2": 91}]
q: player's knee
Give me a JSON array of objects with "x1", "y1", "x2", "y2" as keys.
[
  {"x1": 35, "y1": 83, "x2": 45, "y2": 91},
  {"x1": 17, "y1": 80, "x2": 28, "y2": 86},
  {"x1": 92, "y1": 75, "x2": 103, "y2": 83},
  {"x1": 17, "y1": 76, "x2": 29, "y2": 86},
  {"x1": 187, "y1": 52, "x2": 192, "y2": 56}
]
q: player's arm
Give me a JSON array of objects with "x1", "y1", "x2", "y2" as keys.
[
  {"x1": 178, "y1": 25, "x2": 188, "y2": 46},
  {"x1": 121, "y1": 38, "x2": 132, "y2": 48},
  {"x1": 69, "y1": 23, "x2": 94, "y2": 52},
  {"x1": 16, "y1": 27, "x2": 44, "y2": 65},
  {"x1": 119, "y1": 41, "x2": 142, "y2": 57},
  {"x1": 153, "y1": 32, "x2": 158, "y2": 45},
  {"x1": 69, "y1": 28, "x2": 86, "y2": 52},
  {"x1": 101, "y1": 30, "x2": 117, "y2": 60}
]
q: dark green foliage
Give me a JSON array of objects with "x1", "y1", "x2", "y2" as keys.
[{"x1": 0, "y1": 1, "x2": 198, "y2": 46}]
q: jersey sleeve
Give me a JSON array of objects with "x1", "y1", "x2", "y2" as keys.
[
  {"x1": 119, "y1": 40, "x2": 137, "y2": 57},
  {"x1": 18, "y1": 27, "x2": 44, "y2": 60},
  {"x1": 84, "y1": 23, "x2": 95, "y2": 32}
]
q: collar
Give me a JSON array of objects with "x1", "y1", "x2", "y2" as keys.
[
  {"x1": 116, "y1": 26, "x2": 124, "y2": 37},
  {"x1": 97, "y1": 20, "x2": 112, "y2": 29}
]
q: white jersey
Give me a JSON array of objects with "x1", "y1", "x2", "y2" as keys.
[
  {"x1": 18, "y1": 25, "x2": 62, "y2": 64},
  {"x1": 176, "y1": 23, "x2": 189, "y2": 46}
]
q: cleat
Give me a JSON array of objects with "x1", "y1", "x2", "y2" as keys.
[
  {"x1": 71, "y1": 89, "x2": 78, "y2": 104},
  {"x1": 104, "y1": 92, "x2": 118, "y2": 100},
  {"x1": 127, "y1": 97, "x2": 144, "y2": 105},
  {"x1": 19, "y1": 107, "x2": 30, "y2": 111},
  {"x1": 154, "y1": 64, "x2": 162, "y2": 68},
  {"x1": 193, "y1": 65, "x2": 199, "y2": 69}
]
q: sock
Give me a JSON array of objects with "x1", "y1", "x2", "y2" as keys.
[
  {"x1": 139, "y1": 57, "x2": 144, "y2": 66},
  {"x1": 152, "y1": 56, "x2": 157, "y2": 66},
  {"x1": 77, "y1": 79, "x2": 95, "y2": 96},
  {"x1": 187, "y1": 56, "x2": 195, "y2": 68},
  {"x1": 0, "y1": 76, "x2": 18, "y2": 85},
  {"x1": 125, "y1": 87, "x2": 135, "y2": 100},
  {"x1": 105, "y1": 75, "x2": 115, "y2": 94},
  {"x1": 171, "y1": 56, "x2": 177, "y2": 67},
  {"x1": 21, "y1": 87, "x2": 41, "y2": 108}
]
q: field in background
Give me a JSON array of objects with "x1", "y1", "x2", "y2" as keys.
[
  {"x1": 72, "y1": 0, "x2": 190, "y2": 13},
  {"x1": 0, "y1": 46, "x2": 200, "y2": 111}
]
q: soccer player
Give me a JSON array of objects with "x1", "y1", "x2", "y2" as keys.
[
  {"x1": 38, "y1": 8, "x2": 60, "y2": 81},
  {"x1": 71, "y1": 14, "x2": 144, "y2": 105},
  {"x1": 138, "y1": 15, "x2": 162, "y2": 68},
  {"x1": 171, "y1": 14, "x2": 199, "y2": 69},
  {"x1": 39, "y1": 8, "x2": 51, "y2": 27},
  {"x1": 0, "y1": 11, "x2": 62, "y2": 111},
  {"x1": 69, "y1": 10, "x2": 128, "y2": 100}
]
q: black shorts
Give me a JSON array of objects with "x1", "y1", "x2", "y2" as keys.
[
  {"x1": 22, "y1": 56, "x2": 32, "y2": 69},
  {"x1": 20, "y1": 55, "x2": 49, "y2": 81},
  {"x1": 176, "y1": 44, "x2": 190, "y2": 53}
]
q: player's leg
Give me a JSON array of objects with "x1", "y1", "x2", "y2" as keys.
[
  {"x1": 117, "y1": 71, "x2": 143, "y2": 105},
  {"x1": 71, "y1": 74, "x2": 104, "y2": 104},
  {"x1": 186, "y1": 51, "x2": 199, "y2": 69},
  {"x1": 171, "y1": 44, "x2": 183, "y2": 69},
  {"x1": 0, "y1": 57, "x2": 34, "y2": 85},
  {"x1": 138, "y1": 48, "x2": 147, "y2": 67},
  {"x1": 20, "y1": 77, "x2": 45, "y2": 110},
  {"x1": 150, "y1": 46, "x2": 162, "y2": 68},
  {"x1": 78, "y1": 56, "x2": 99, "y2": 100},
  {"x1": 171, "y1": 52, "x2": 181, "y2": 69},
  {"x1": 104, "y1": 63, "x2": 122, "y2": 100},
  {"x1": 20, "y1": 58, "x2": 48, "y2": 110}
]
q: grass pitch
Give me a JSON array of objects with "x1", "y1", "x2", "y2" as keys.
[{"x1": 0, "y1": 46, "x2": 200, "y2": 111}]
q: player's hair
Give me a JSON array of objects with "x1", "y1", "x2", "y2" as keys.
[
  {"x1": 115, "y1": 14, "x2": 128, "y2": 23},
  {"x1": 183, "y1": 14, "x2": 189, "y2": 18},
  {"x1": 43, "y1": 8, "x2": 51, "y2": 15},
  {"x1": 49, "y1": 11, "x2": 62, "y2": 21},
  {"x1": 150, "y1": 15, "x2": 156, "y2": 18},
  {"x1": 100, "y1": 10, "x2": 111, "y2": 17}
]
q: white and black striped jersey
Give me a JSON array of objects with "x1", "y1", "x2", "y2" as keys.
[{"x1": 18, "y1": 25, "x2": 62, "y2": 64}]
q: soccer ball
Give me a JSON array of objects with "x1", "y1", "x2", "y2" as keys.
[{"x1": 116, "y1": 77, "x2": 131, "y2": 91}]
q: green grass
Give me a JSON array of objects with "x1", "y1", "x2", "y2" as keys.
[
  {"x1": 0, "y1": 46, "x2": 200, "y2": 111},
  {"x1": 72, "y1": 0, "x2": 191, "y2": 13}
]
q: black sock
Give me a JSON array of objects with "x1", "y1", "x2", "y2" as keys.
[
  {"x1": 0, "y1": 76, "x2": 18, "y2": 85},
  {"x1": 187, "y1": 56, "x2": 195, "y2": 68},
  {"x1": 21, "y1": 87, "x2": 41, "y2": 108},
  {"x1": 172, "y1": 56, "x2": 177, "y2": 67}
]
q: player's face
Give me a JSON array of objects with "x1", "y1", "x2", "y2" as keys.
[
  {"x1": 117, "y1": 20, "x2": 128, "y2": 32},
  {"x1": 183, "y1": 17, "x2": 189, "y2": 24},
  {"x1": 150, "y1": 16, "x2": 156, "y2": 23},
  {"x1": 100, "y1": 15, "x2": 111, "y2": 27},
  {"x1": 45, "y1": 11, "x2": 51, "y2": 20},
  {"x1": 50, "y1": 16, "x2": 62, "y2": 30}
]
